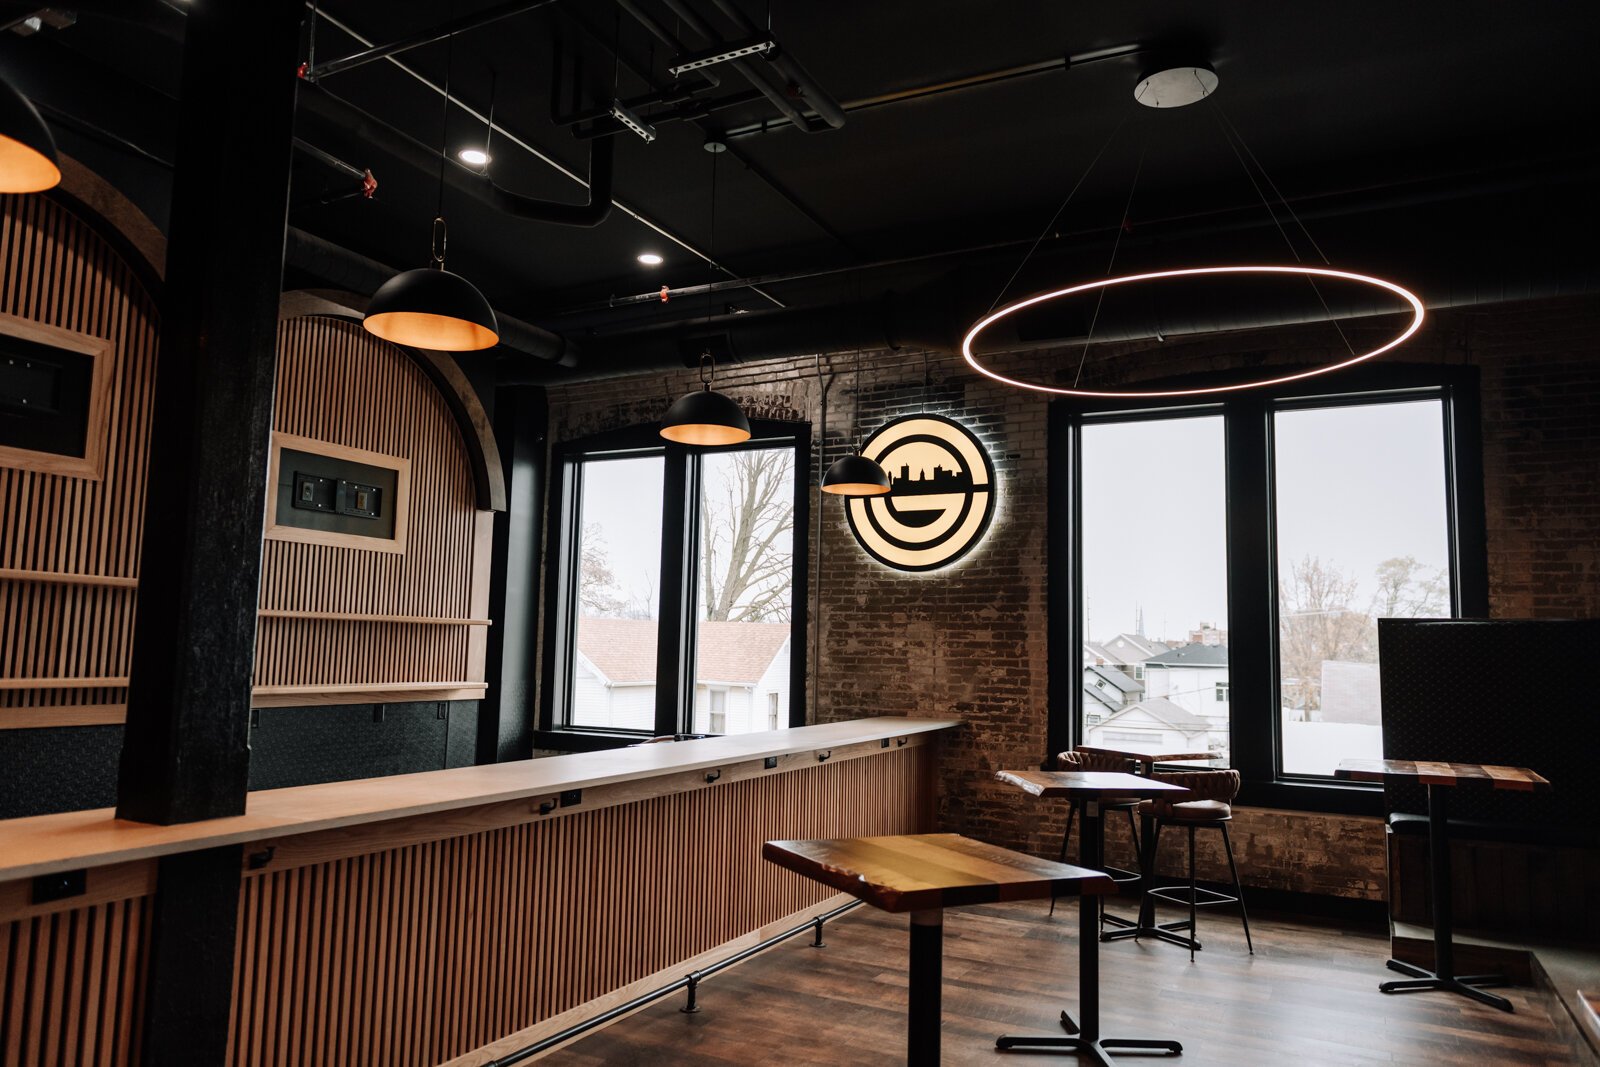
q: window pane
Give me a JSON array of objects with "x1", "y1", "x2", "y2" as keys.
[
  {"x1": 1080, "y1": 416, "x2": 1230, "y2": 762},
  {"x1": 568, "y1": 455, "x2": 663, "y2": 730},
  {"x1": 692, "y1": 447, "x2": 795, "y2": 734},
  {"x1": 1274, "y1": 400, "x2": 1451, "y2": 776}
]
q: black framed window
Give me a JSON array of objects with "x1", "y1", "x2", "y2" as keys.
[
  {"x1": 1049, "y1": 365, "x2": 1486, "y2": 812},
  {"x1": 540, "y1": 420, "x2": 810, "y2": 749}
]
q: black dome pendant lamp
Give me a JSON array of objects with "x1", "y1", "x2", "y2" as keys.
[
  {"x1": 822, "y1": 350, "x2": 890, "y2": 496},
  {"x1": 0, "y1": 74, "x2": 61, "y2": 193},
  {"x1": 363, "y1": 220, "x2": 499, "y2": 352},
  {"x1": 661, "y1": 351, "x2": 751, "y2": 446},
  {"x1": 660, "y1": 141, "x2": 748, "y2": 446},
  {"x1": 362, "y1": 24, "x2": 498, "y2": 353}
]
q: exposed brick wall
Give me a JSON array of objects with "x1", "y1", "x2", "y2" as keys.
[{"x1": 540, "y1": 294, "x2": 1599, "y2": 900}]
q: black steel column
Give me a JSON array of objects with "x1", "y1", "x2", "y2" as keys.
[
  {"x1": 140, "y1": 846, "x2": 245, "y2": 1066},
  {"x1": 908, "y1": 909, "x2": 943, "y2": 1067},
  {"x1": 115, "y1": 0, "x2": 303, "y2": 824}
]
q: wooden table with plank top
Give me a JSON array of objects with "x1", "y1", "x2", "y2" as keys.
[
  {"x1": 994, "y1": 771, "x2": 1189, "y2": 1063},
  {"x1": 762, "y1": 833, "x2": 1114, "y2": 1066},
  {"x1": 1335, "y1": 758, "x2": 1551, "y2": 1012}
]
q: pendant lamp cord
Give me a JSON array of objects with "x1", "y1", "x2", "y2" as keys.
[
  {"x1": 1209, "y1": 98, "x2": 1355, "y2": 356},
  {"x1": 433, "y1": 6, "x2": 456, "y2": 266},
  {"x1": 1073, "y1": 133, "x2": 1148, "y2": 388},
  {"x1": 985, "y1": 113, "x2": 1130, "y2": 317}
]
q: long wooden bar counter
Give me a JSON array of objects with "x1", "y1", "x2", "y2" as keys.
[{"x1": 0, "y1": 717, "x2": 956, "y2": 1066}]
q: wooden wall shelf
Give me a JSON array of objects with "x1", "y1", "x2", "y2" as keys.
[
  {"x1": 0, "y1": 704, "x2": 126, "y2": 729},
  {"x1": 0, "y1": 568, "x2": 138, "y2": 589},
  {"x1": 0, "y1": 676, "x2": 129, "y2": 691},
  {"x1": 249, "y1": 681, "x2": 489, "y2": 708}
]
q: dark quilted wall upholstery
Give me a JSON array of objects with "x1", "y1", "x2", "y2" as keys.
[
  {"x1": 1377, "y1": 618, "x2": 1598, "y2": 833},
  {"x1": 0, "y1": 700, "x2": 480, "y2": 818}
]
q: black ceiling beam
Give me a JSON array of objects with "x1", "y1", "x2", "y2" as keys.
[
  {"x1": 650, "y1": 0, "x2": 820, "y2": 132},
  {"x1": 304, "y1": 0, "x2": 558, "y2": 80},
  {"x1": 704, "y1": 0, "x2": 846, "y2": 129}
]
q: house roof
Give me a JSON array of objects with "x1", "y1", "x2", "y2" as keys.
[
  {"x1": 1099, "y1": 633, "x2": 1171, "y2": 662},
  {"x1": 1099, "y1": 697, "x2": 1215, "y2": 735},
  {"x1": 1086, "y1": 664, "x2": 1143, "y2": 695},
  {"x1": 1145, "y1": 643, "x2": 1229, "y2": 668},
  {"x1": 576, "y1": 617, "x2": 789, "y2": 687}
]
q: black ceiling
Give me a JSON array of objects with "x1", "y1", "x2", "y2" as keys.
[{"x1": 6, "y1": 0, "x2": 1599, "y2": 356}]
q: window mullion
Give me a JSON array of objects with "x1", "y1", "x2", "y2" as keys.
[
  {"x1": 1223, "y1": 396, "x2": 1276, "y2": 784},
  {"x1": 654, "y1": 446, "x2": 695, "y2": 737}
]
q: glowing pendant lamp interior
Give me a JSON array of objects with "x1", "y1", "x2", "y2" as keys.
[
  {"x1": 0, "y1": 76, "x2": 61, "y2": 193},
  {"x1": 822, "y1": 451, "x2": 891, "y2": 496}
]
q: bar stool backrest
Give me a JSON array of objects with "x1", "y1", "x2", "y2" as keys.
[
  {"x1": 1059, "y1": 749, "x2": 1137, "y2": 773},
  {"x1": 1149, "y1": 768, "x2": 1240, "y2": 803}
]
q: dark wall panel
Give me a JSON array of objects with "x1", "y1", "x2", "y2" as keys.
[{"x1": 0, "y1": 700, "x2": 480, "y2": 818}]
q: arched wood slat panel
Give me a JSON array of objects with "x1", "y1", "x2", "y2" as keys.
[
  {"x1": 253, "y1": 318, "x2": 491, "y2": 703},
  {"x1": 0, "y1": 192, "x2": 160, "y2": 728}
]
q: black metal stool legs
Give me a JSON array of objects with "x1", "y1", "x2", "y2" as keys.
[
  {"x1": 1139, "y1": 817, "x2": 1251, "y2": 957},
  {"x1": 1219, "y1": 822, "x2": 1252, "y2": 954}
]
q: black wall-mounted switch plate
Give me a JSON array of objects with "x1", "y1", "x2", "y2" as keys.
[
  {"x1": 291, "y1": 471, "x2": 336, "y2": 512},
  {"x1": 764, "y1": 756, "x2": 778, "y2": 769},
  {"x1": 32, "y1": 868, "x2": 86, "y2": 904},
  {"x1": 560, "y1": 790, "x2": 582, "y2": 807}
]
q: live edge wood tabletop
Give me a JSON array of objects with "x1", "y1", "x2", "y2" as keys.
[{"x1": 762, "y1": 832, "x2": 1115, "y2": 912}]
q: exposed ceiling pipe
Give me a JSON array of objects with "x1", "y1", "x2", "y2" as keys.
[
  {"x1": 704, "y1": 0, "x2": 846, "y2": 129},
  {"x1": 718, "y1": 43, "x2": 1143, "y2": 139},
  {"x1": 283, "y1": 227, "x2": 577, "y2": 365},
  {"x1": 296, "y1": 80, "x2": 613, "y2": 227}
]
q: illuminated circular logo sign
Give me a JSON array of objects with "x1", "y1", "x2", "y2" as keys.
[{"x1": 845, "y1": 413, "x2": 997, "y2": 572}]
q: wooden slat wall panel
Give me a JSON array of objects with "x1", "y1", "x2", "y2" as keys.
[
  {"x1": 253, "y1": 318, "x2": 483, "y2": 696},
  {"x1": 226, "y1": 746, "x2": 928, "y2": 1067},
  {"x1": 0, "y1": 896, "x2": 152, "y2": 1066},
  {"x1": 0, "y1": 193, "x2": 159, "y2": 725}
]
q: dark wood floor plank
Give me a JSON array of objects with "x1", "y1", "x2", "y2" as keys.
[{"x1": 545, "y1": 902, "x2": 1578, "y2": 1066}]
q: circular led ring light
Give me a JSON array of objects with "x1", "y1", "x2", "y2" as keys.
[{"x1": 961, "y1": 265, "x2": 1426, "y2": 399}]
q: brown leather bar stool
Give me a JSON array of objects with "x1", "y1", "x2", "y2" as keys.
[
  {"x1": 1140, "y1": 768, "x2": 1253, "y2": 960},
  {"x1": 1048, "y1": 748, "x2": 1143, "y2": 920}
]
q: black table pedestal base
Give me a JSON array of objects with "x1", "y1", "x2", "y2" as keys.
[
  {"x1": 999, "y1": 800, "x2": 1183, "y2": 1063},
  {"x1": 996, "y1": 1035, "x2": 1183, "y2": 1065},
  {"x1": 1380, "y1": 957, "x2": 1512, "y2": 1012}
]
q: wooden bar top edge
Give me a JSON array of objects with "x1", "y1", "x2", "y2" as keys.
[{"x1": 0, "y1": 716, "x2": 960, "y2": 882}]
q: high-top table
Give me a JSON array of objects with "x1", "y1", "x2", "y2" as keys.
[
  {"x1": 994, "y1": 770, "x2": 1189, "y2": 1062},
  {"x1": 762, "y1": 833, "x2": 1113, "y2": 1067},
  {"x1": 1335, "y1": 758, "x2": 1551, "y2": 1012},
  {"x1": 1068, "y1": 746, "x2": 1216, "y2": 947}
]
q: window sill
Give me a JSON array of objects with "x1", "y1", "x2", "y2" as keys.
[
  {"x1": 533, "y1": 728, "x2": 651, "y2": 753},
  {"x1": 1237, "y1": 778, "x2": 1385, "y2": 817}
]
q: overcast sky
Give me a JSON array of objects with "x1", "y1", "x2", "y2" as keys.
[{"x1": 1081, "y1": 399, "x2": 1450, "y2": 645}]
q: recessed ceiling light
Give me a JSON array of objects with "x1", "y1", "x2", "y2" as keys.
[
  {"x1": 637, "y1": 252, "x2": 664, "y2": 266},
  {"x1": 458, "y1": 147, "x2": 490, "y2": 167}
]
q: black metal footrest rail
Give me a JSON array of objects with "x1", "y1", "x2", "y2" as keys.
[
  {"x1": 1145, "y1": 884, "x2": 1239, "y2": 908},
  {"x1": 487, "y1": 899, "x2": 863, "y2": 1066}
]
